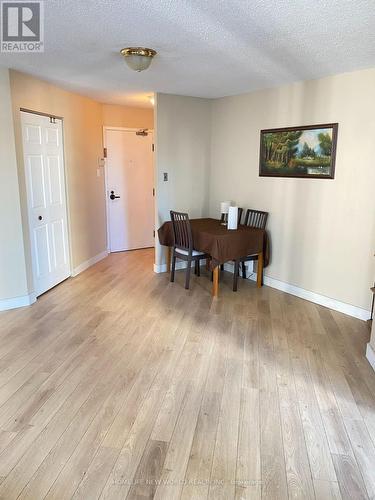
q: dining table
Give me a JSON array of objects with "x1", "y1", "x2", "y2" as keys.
[{"x1": 158, "y1": 218, "x2": 269, "y2": 297}]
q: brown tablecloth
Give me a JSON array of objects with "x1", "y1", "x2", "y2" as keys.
[{"x1": 158, "y1": 218, "x2": 269, "y2": 268}]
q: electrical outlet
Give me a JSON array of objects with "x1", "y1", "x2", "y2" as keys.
[{"x1": 163, "y1": 172, "x2": 168, "y2": 181}]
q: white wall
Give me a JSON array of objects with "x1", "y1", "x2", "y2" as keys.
[
  {"x1": 209, "y1": 68, "x2": 375, "y2": 312},
  {"x1": 0, "y1": 67, "x2": 29, "y2": 306},
  {"x1": 154, "y1": 93, "x2": 211, "y2": 268}
]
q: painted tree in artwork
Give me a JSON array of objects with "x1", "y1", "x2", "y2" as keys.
[
  {"x1": 318, "y1": 132, "x2": 332, "y2": 156},
  {"x1": 263, "y1": 130, "x2": 302, "y2": 167},
  {"x1": 300, "y1": 142, "x2": 316, "y2": 158}
]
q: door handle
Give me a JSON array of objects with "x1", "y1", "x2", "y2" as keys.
[
  {"x1": 110, "y1": 191, "x2": 120, "y2": 200},
  {"x1": 38, "y1": 215, "x2": 43, "y2": 221}
]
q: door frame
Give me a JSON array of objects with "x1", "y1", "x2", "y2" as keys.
[
  {"x1": 21, "y1": 109, "x2": 73, "y2": 297},
  {"x1": 103, "y1": 126, "x2": 155, "y2": 253}
]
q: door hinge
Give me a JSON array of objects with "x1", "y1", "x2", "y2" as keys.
[
  {"x1": 153, "y1": 230, "x2": 155, "y2": 237},
  {"x1": 49, "y1": 116, "x2": 56, "y2": 124},
  {"x1": 152, "y1": 188, "x2": 155, "y2": 196},
  {"x1": 152, "y1": 144, "x2": 155, "y2": 152},
  {"x1": 103, "y1": 147, "x2": 107, "y2": 158}
]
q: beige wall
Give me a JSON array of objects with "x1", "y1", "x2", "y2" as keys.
[
  {"x1": 9, "y1": 70, "x2": 107, "y2": 286},
  {"x1": 102, "y1": 104, "x2": 154, "y2": 129},
  {"x1": 154, "y1": 93, "x2": 211, "y2": 267},
  {"x1": 209, "y1": 68, "x2": 375, "y2": 311},
  {"x1": 0, "y1": 68, "x2": 29, "y2": 301}
]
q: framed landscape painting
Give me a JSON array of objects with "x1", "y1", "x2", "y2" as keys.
[{"x1": 259, "y1": 123, "x2": 338, "y2": 179}]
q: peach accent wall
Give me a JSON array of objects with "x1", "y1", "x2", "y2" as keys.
[
  {"x1": 10, "y1": 70, "x2": 106, "y2": 287},
  {"x1": 6, "y1": 71, "x2": 155, "y2": 301},
  {"x1": 102, "y1": 104, "x2": 154, "y2": 129}
]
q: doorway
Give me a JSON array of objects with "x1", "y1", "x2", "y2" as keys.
[
  {"x1": 21, "y1": 111, "x2": 71, "y2": 297},
  {"x1": 104, "y1": 128, "x2": 154, "y2": 252}
]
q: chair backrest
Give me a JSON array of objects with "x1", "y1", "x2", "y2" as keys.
[
  {"x1": 170, "y1": 211, "x2": 193, "y2": 251},
  {"x1": 238, "y1": 207, "x2": 244, "y2": 225},
  {"x1": 244, "y1": 209, "x2": 268, "y2": 229}
]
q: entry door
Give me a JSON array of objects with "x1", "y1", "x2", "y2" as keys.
[
  {"x1": 106, "y1": 129, "x2": 154, "y2": 252},
  {"x1": 21, "y1": 111, "x2": 71, "y2": 297}
]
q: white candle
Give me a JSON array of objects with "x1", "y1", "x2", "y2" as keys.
[{"x1": 228, "y1": 206, "x2": 238, "y2": 230}]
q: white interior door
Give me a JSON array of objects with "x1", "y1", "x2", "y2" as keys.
[
  {"x1": 21, "y1": 111, "x2": 71, "y2": 297},
  {"x1": 106, "y1": 129, "x2": 154, "y2": 252}
]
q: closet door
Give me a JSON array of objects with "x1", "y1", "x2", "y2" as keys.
[{"x1": 21, "y1": 111, "x2": 70, "y2": 296}]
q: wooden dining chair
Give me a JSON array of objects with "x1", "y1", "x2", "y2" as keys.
[
  {"x1": 244, "y1": 208, "x2": 268, "y2": 229},
  {"x1": 233, "y1": 209, "x2": 269, "y2": 291},
  {"x1": 170, "y1": 211, "x2": 209, "y2": 289}
]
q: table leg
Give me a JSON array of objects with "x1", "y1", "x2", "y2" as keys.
[
  {"x1": 257, "y1": 252, "x2": 264, "y2": 288},
  {"x1": 212, "y1": 266, "x2": 219, "y2": 297},
  {"x1": 166, "y1": 246, "x2": 172, "y2": 273}
]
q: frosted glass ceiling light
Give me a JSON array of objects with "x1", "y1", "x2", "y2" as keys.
[{"x1": 120, "y1": 47, "x2": 157, "y2": 72}]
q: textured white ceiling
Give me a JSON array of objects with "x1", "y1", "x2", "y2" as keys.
[{"x1": 1, "y1": 0, "x2": 375, "y2": 107}]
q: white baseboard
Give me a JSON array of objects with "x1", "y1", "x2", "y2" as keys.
[
  {"x1": 253, "y1": 274, "x2": 369, "y2": 321},
  {"x1": 0, "y1": 293, "x2": 36, "y2": 312},
  {"x1": 72, "y1": 250, "x2": 109, "y2": 277},
  {"x1": 366, "y1": 343, "x2": 375, "y2": 371},
  {"x1": 0, "y1": 250, "x2": 108, "y2": 312},
  {"x1": 224, "y1": 262, "x2": 370, "y2": 321},
  {"x1": 156, "y1": 259, "x2": 370, "y2": 321}
]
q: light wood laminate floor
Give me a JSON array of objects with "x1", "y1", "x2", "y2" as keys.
[{"x1": 0, "y1": 249, "x2": 374, "y2": 500}]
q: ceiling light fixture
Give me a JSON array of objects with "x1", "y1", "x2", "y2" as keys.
[{"x1": 120, "y1": 47, "x2": 157, "y2": 72}]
